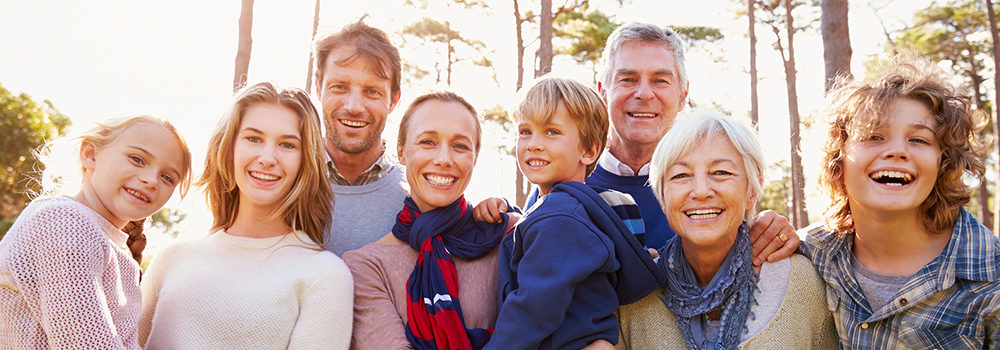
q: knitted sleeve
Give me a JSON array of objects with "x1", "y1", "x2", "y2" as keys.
[
  {"x1": 342, "y1": 249, "x2": 415, "y2": 350},
  {"x1": 287, "y1": 255, "x2": 354, "y2": 349},
  {"x1": 12, "y1": 204, "x2": 131, "y2": 350}
]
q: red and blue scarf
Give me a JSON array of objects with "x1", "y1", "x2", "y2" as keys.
[{"x1": 393, "y1": 195, "x2": 510, "y2": 350}]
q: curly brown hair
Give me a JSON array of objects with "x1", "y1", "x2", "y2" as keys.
[{"x1": 818, "y1": 57, "x2": 988, "y2": 234}]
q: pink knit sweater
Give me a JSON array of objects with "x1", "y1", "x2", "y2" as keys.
[
  {"x1": 342, "y1": 241, "x2": 500, "y2": 350},
  {"x1": 0, "y1": 196, "x2": 141, "y2": 350}
]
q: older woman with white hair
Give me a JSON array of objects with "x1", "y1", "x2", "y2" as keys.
[{"x1": 615, "y1": 110, "x2": 836, "y2": 350}]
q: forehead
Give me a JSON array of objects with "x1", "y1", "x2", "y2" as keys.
[
  {"x1": 322, "y1": 45, "x2": 390, "y2": 83},
  {"x1": 240, "y1": 103, "x2": 301, "y2": 133},
  {"x1": 612, "y1": 41, "x2": 677, "y2": 72},
  {"x1": 114, "y1": 123, "x2": 186, "y2": 167},
  {"x1": 409, "y1": 100, "x2": 477, "y2": 134}
]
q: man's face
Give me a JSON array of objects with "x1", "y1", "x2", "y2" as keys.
[
  {"x1": 316, "y1": 45, "x2": 399, "y2": 156},
  {"x1": 603, "y1": 41, "x2": 688, "y2": 152}
]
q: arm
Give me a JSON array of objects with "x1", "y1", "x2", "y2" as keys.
[
  {"x1": 486, "y1": 215, "x2": 613, "y2": 349},
  {"x1": 341, "y1": 251, "x2": 414, "y2": 350},
  {"x1": 749, "y1": 210, "x2": 799, "y2": 266},
  {"x1": 25, "y1": 212, "x2": 130, "y2": 350},
  {"x1": 287, "y1": 257, "x2": 355, "y2": 349}
]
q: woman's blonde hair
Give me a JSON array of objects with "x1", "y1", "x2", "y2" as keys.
[
  {"x1": 818, "y1": 57, "x2": 988, "y2": 234},
  {"x1": 198, "y1": 81, "x2": 333, "y2": 245},
  {"x1": 36, "y1": 115, "x2": 193, "y2": 199}
]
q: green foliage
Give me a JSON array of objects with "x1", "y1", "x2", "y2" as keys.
[
  {"x1": 670, "y1": 25, "x2": 725, "y2": 44},
  {"x1": 149, "y1": 208, "x2": 187, "y2": 239},
  {"x1": 553, "y1": 7, "x2": 620, "y2": 80},
  {"x1": 481, "y1": 104, "x2": 515, "y2": 156},
  {"x1": 760, "y1": 160, "x2": 790, "y2": 218},
  {"x1": 0, "y1": 83, "x2": 71, "y2": 238}
]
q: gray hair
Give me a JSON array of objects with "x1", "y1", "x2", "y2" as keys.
[
  {"x1": 598, "y1": 22, "x2": 688, "y2": 94},
  {"x1": 649, "y1": 109, "x2": 765, "y2": 217}
]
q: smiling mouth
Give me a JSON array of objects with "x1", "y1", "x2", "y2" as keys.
[
  {"x1": 425, "y1": 174, "x2": 456, "y2": 186},
  {"x1": 126, "y1": 189, "x2": 150, "y2": 203},
  {"x1": 340, "y1": 119, "x2": 369, "y2": 128},
  {"x1": 870, "y1": 171, "x2": 913, "y2": 187},
  {"x1": 250, "y1": 171, "x2": 279, "y2": 181},
  {"x1": 686, "y1": 209, "x2": 721, "y2": 219},
  {"x1": 628, "y1": 112, "x2": 657, "y2": 119},
  {"x1": 527, "y1": 160, "x2": 549, "y2": 168}
]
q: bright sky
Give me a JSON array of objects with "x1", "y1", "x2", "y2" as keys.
[{"x1": 1, "y1": 0, "x2": 932, "y2": 252}]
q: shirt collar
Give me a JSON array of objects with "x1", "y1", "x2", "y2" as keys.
[
  {"x1": 598, "y1": 151, "x2": 650, "y2": 176},
  {"x1": 327, "y1": 140, "x2": 395, "y2": 186}
]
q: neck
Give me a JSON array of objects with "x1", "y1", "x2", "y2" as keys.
[
  {"x1": 607, "y1": 136, "x2": 654, "y2": 174},
  {"x1": 681, "y1": 238, "x2": 736, "y2": 288},
  {"x1": 326, "y1": 140, "x2": 383, "y2": 184},
  {"x1": 227, "y1": 201, "x2": 293, "y2": 238},
  {"x1": 850, "y1": 207, "x2": 951, "y2": 276},
  {"x1": 73, "y1": 189, "x2": 126, "y2": 229}
]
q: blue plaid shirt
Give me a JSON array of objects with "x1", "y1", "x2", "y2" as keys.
[{"x1": 799, "y1": 208, "x2": 1000, "y2": 349}]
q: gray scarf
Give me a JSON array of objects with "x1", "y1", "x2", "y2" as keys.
[{"x1": 657, "y1": 223, "x2": 758, "y2": 350}]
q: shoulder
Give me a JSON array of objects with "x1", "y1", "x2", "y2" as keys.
[
  {"x1": 9, "y1": 197, "x2": 111, "y2": 249},
  {"x1": 786, "y1": 254, "x2": 826, "y2": 294},
  {"x1": 342, "y1": 242, "x2": 415, "y2": 274}
]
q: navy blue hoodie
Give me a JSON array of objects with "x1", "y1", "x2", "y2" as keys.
[{"x1": 485, "y1": 181, "x2": 666, "y2": 350}]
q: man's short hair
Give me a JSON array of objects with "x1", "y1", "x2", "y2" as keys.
[
  {"x1": 313, "y1": 16, "x2": 401, "y2": 98},
  {"x1": 818, "y1": 55, "x2": 988, "y2": 234},
  {"x1": 598, "y1": 22, "x2": 688, "y2": 94},
  {"x1": 512, "y1": 76, "x2": 609, "y2": 176}
]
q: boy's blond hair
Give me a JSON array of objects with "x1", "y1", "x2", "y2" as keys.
[
  {"x1": 818, "y1": 56, "x2": 988, "y2": 234},
  {"x1": 512, "y1": 76, "x2": 608, "y2": 176}
]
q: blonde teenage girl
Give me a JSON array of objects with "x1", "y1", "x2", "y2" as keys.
[
  {"x1": 139, "y1": 81, "x2": 353, "y2": 349},
  {"x1": 0, "y1": 115, "x2": 193, "y2": 349}
]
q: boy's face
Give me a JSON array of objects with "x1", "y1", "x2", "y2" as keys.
[
  {"x1": 517, "y1": 102, "x2": 599, "y2": 196},
  {"x1": 841, "y1": 97, "x2": 940, "y2": 219}
]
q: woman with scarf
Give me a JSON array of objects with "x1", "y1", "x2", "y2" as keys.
[
  {"x1": 615, "y1": 110, "x2": 837, "y2": 350},
  {"x1": 342, "y1": 91, "x2": 613, "y2": 350}
]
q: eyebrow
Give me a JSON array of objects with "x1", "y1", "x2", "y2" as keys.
[
  {"x1": 126, "y1": 145, "x2": 182, "y2": 178},
  {"x1": 615, "y1": 68, "x2": 675, "y2": 77},
  {"x1": 416, "y1": 130, "x2": 473, "y2": 143},
  {"x1": 240, "y1": 127, "x2": 302, "y2": 141},
  {"x1": 673, "y1": 158, "x2": 738, "y2": 168}
]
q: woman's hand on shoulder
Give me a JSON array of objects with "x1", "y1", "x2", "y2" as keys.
[
  {"x1": 582, "y1": 339, "x2": 615, "y2": 350},
  {"x1": 749, "y1": 210, "x2": 800, "y2": 266}
]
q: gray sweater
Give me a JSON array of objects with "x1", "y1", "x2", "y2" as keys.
[{"x1": 325, "y1": 164, "x2": 408, "y2": 256}]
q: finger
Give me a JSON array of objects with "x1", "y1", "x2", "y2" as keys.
[
  {"x1": 767, "y1": 231, "x2": 800, "y2": 262},
  {"x1": 748, "y1": 210, "x2": 776, "y2": 242}
]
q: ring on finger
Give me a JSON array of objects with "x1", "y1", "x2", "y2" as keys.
[{"x1": 779, "y1": 233, "x2": 788, "y2": 242}]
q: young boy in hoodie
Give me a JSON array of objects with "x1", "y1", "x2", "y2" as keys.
[{"x1": 476, "y1": 76, "x2": 665, "y2": 350}]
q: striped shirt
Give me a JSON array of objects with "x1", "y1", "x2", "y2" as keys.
[{"x1": 799, "y1": 208, "x2": 1000, "y2": 349}]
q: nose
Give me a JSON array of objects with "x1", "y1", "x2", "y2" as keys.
[
  {"x1": 691, "y1": 174, "x2": 714, "y2": 199},
  {"x1": 431, "y1": 145, "x2": 452, "y2": 167},
  {"x1": 343, "y1": 90, "x2": 365, "y2": 115},
  {"x1": 258, "y1": 143, "x2": 278, "y2": 167},
  {"x1": 634, "y1": 79, "x2": 654, "y2": 101},
  {"x1": 524, "y1": 134, "x2": 543, "y2": 152},
  {"x1": 138, "y1": 169, "x2": 156, "y2": 188},
  {"x1": 882, "y1": 137, "x2": 910, "y2": 161}
]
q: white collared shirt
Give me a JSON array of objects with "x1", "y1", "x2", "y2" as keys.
[{"x1": 598, "y1": 151, "x2": 650, "y2": 176}]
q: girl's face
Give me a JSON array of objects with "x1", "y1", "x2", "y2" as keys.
[
  {"x1": 233, "y1": 103, "x2": 303, "y2": 214},
  {"x1": 398, "y1": 100, "x2": 478, "y2": 213},
  {"x1": 841, "y1": 97, "x2": 941, "y2": 218},
  {"x1": 81, "y1": 123, "x2": 186, "y2": 228}
]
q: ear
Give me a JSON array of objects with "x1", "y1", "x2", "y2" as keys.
[
  {"x1": 388, "y1": 91, "x2": 402, "y2": 114},
  {"x1": 597, "y1": 81, "x2": 607, "y2": 102},
  {"x1": 747, "y1": 176, "x2": 764, "y2": 209},
  {"x1": 314, "y1": 77, "x2": 323, "y2": 98},
  {"x1": 80, "y1": 140, "x2": 98, "y2": 171},
  {"x1": 679, "y1": 82, "x2": 690, "y2": 110},
  {"x1": 397, "y1": 144, "x2": 406, "y2": 165},
  {"x1": 581, "y1": 140, "x2": 601, "y2": 166}
]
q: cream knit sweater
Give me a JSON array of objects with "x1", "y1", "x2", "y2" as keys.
[
  {"x1": 616, "y1": 254, "x2": 837, "y2": 350},
  {"x1": 139, "y1": 230, "x2": 353, "y2": 349},
  {"x1": 0, "y1": 196, "x2": 141, "y2": 350}
]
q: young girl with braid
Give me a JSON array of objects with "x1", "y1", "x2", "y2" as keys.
[{"x1": 0, "y1": 115, "x2": 193, "y2": 349}]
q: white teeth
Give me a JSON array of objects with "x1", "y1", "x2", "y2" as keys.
[
  {"x1": 126, "y1": 189, "x2": 149, "y2": 203},
  {"x1": 528, "y1": 160, "x2": 549, "y2": 167},
  {"x1": 686, "y1": 209, "x2": 721, "y2": 219},
  {"x1": 869, "y1": 171, "x2": 912, "y2": 186},
  {"x1": 340, "y1": 120, "x2": 368, "y2": 127},
  {"x1": 629, "y1": 112, "x2": 657, "y2": 118},
  {"x1": 251, "y1": 172, "x2": 279, "y2": 181},
  {"x1": 425, "y1": 174, "x2": 455, "y2": 186}
]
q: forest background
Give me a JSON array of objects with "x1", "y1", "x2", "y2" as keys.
[{"x1": 3, "y1": 0, "x2": 996, "y2": 261}]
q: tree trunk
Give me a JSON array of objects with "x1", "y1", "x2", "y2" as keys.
[
  {"x1": 967, "y1": 45, "x2": 994, "y2": 229},
  {"x1": 537, "y1": 0, "x2": 553, "y2": 77},
  {"x1": 749, "y1": 0, "x2": 761, "y2": 214},
  {"x1": 514, "y1": 0, "x2": 527, "y2": 207},
  {"x1": 446, "y1": 20, "x2": 454, "y2": 86},
  {"x1": 233, "y1": 0, "x2": 254, "y2": 93},
  {"x1": 986, "y1": 0, "x2": 1000, "y2": 236},
  {"x1": 305, "y1": 0, "x2": 321, "y2": 91},
  {"x1": 821, "y1": 0, "x2": 852, "y2": 92},
  {"x1": 784, "y1": 0, "x2": 808, "y2": 228}
]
